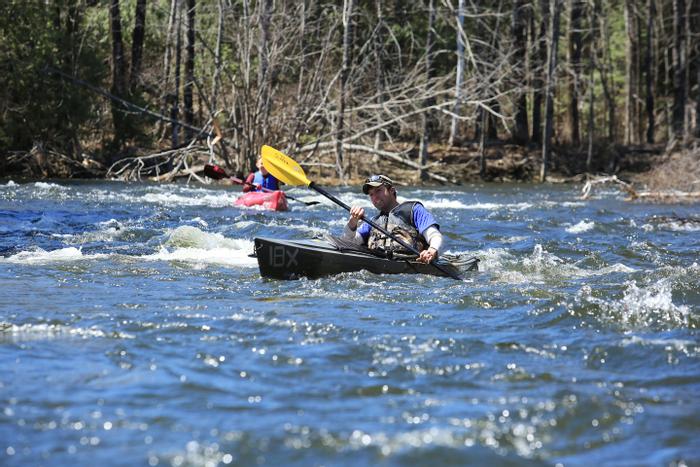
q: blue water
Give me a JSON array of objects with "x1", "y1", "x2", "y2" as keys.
[{"x1": 1, "y1": 179, "x2": 698, "y2": 466}]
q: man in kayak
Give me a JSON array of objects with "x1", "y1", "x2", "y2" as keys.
[
  {"x1": 342, "y1": 174, "x2": 442, "y2": 264},
  {"x1": 243, "y1": 156, "x2": 281, "y2": 192}
]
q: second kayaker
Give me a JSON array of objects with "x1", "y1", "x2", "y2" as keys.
[
  {"x1": 243, "y1": 156, "x2": 281, "y2": 192},
  {"x1": 342, "y1": 174, "x2": 442, "y2": 264}
]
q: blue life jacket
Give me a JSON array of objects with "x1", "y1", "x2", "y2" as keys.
[{"x1": 252, "y1": 171, "x2": 280, "y2": 191}]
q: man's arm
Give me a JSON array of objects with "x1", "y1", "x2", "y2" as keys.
[
  {"x1": 242, "y1": 173, "x2": 256, "y2": 192},
  {"x1": 422, "y1": 225, "x2": 443, "y2": 254},
  {"x1": 413, "y1": 204, "x2": 442, "y2": 263},
  {"x1": 342, "y1": 206, "x2": 370, "y2": 244}
]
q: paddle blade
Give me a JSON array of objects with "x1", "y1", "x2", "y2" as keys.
[
  {"x1": 204, "y1": 164, "x2": 228, "y2": 180},
  {"x1": 260, "y1": 145, "x2": 311, "y2": 187}
]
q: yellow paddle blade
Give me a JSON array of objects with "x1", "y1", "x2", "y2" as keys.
[{"x1": 260, "y1": 145, "x2": 311, "y2": 187}]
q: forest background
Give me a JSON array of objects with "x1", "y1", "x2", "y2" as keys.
[{"x1": 0, "y1": 0, "x2": 698, "y2": 193}]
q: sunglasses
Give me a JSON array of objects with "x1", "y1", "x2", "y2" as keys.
[{"x1": 365, "y1": 175, "x2": 392, "y2": 184}]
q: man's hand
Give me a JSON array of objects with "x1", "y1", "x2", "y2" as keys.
[
  {"x1": 348, "y1": 206, "x2": 365, "y2": 230},
  {"x1": 418, "y1": 247, "x2": 438, "y2": 264}
]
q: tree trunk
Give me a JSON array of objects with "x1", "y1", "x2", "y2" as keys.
[
  {"x1": 109, "y1": 0, "x2": 128, "y2": 145},
  {"x1": 597, "y1": 0, "x2": 615, "y2": 142},
  {"x1": 567, "y1": 0, "x2": 582, "y2": 145},
  {"x1": 512, "y1": 0, "x2": 529, "y2": 145},
  {"x1": 418, "y1": 0, "x2": 436, "y2": 181},
  {"x1": 624, "y1": 0, "x2": 638, "y2": 145},
  {"x1": 374, "y1": 0, "x2": 387, "y2": 150},
  {"x1": 671, "y1": 0, "x2": 687, "y2": 139},
  {"x1": 531, "y1": 0, "x2": 549, "y2": 144},
  {"x1": 171, "y1": 6, "x2": 182, "y2": 148},
  {"x1": 336, "y1": 0, "x2": 355, "y2": 181},
  {"x1": 479, "y1": 109, "x2": 487, "y2": 178},
  {"x1": 211, "y1": 0, "x2": 224, "y2": 112},
  {"x1": 130, "y1": 0, "x2": 147, "y2": 92},
  {"x1": 449, "y1": 0, "x2": 466, "y2": 146},
  {"x1": 541, "y1": 0, "x2": 561, "y2": 182},
  {"x1": 586, "y1": 60, "x2": 595, "y2": 172},
  {"x1": 644, "y1": 0, "x2": 655, "y2": 143},
  {"x1": 183, "y1": 0, "x2": 195, "y2": 142},
  {"x1": 256, "y1": 0, "x2": 273, "y2": 162}
]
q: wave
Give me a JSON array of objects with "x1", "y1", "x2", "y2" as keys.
[
  {"x1": 0, "y1": 246, "x2": 106, "y2": 264},
  {"x1": 142, "y1": 225, "x2": 257, "y2": 267},
  {"x1": 451, "y1": 244, "x2": 636, "y2": 284},
  {"x1": 0, "y1": 322, "x2": 133, "y2": 341},
  {"x1": 576, "y1": 278, "x2": 692, "y2": 329},
  {"x1": 566, "y1": 220, "x2": 595, "y2": 234}
]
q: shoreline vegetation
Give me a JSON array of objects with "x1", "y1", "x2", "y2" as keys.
[
  {"x1": 3, "y1": 138, "x2": 698, "y2": 204},
  {"x1": 1, "y1": 2, "x2": 698, "y2": 203}
]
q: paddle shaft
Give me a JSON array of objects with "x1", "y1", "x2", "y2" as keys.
[{"x1": 308, "y1": 182, "x2": 462, "y2": 280}]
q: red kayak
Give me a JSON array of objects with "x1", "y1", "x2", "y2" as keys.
[{"x1": 234, "y1": 191, "x2": 288, "y2": 211}]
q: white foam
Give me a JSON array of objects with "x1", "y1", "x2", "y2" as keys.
[
  {"x1": 423, "y1": 199, "x2": 471, "y2": 209},
  {"x1": 539, "y1": 200, "x2": 586, "y2": 208},
  {"x1": 50, "y1": 219, "x2": 130, "y2": 245},
  {"x1": 578, "y1": 279, "x2": 691, "y2": 328},
  {"x1": 0, "y1": 322, "x2": 133, "y2": 340},
  {"x1": 659, "y1": 221, "x2": 700, "y2": 232},
  {"x1": 4, "y1": 180, "x2": 17, "y2": 186},
  {"x1": 140, "y1": 192, "x2": 236, "y2": 207},
  {"x1": 596, "y1": 263, "x2": 636, "y2": 274},
  {"x1": 143, "y1": 246, "x2": 257, "y2": 267},
  {"x1": 33, "y1": 182, "x2": 68, "y2": 190},
  {"x1": 456, "y1": 202, "x2": 533, "y2": 211},
  {"x1": 621, "y1": 335, "x2": 697, "y2": 353},
  {"x1": 143, "y1": 226, "x2": 258, "y2": 267},
  {"x1": 501, "y1": 236, "x2": 528, "y2": 244},
  {"x1": 0, "y1": 247, "x2": 106, "y2": 264},
  {"x1": 190, "y1": 217, "x2": 209, "y2": 228},
  {"x1": 566, "y1": 220, "x2": 595, "y2": 234}
]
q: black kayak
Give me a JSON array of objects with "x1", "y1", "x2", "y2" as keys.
[{"x1": 253, "y1": 236, "x2": 478, "y2": 280}]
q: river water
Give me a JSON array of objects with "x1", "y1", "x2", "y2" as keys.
[{"x1": 0, "y1": 179, "x2": 698, "y2": 466}]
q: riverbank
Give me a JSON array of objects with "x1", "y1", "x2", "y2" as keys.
[{"x1": 2, "y1": 140, "x2": 698, "y2": 199}]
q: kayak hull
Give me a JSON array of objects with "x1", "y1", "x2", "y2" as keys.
[
  {"x1": 234, "y1": 191, "x2": 288, "y2": 211},
  {"x1": 253, "y1": 237, "x2": 476, "y2": 280}
]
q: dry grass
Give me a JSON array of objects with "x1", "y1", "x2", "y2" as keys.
[{"x1": 636, "y1": 142, "x2": 700, "y2": 193}]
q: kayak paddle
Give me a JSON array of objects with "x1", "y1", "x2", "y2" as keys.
[
  {"x1": 203, "y1": 164, "x2": 320, "y2": 206},
  {"x1": 260, "y1": 145, "x2": 463, "y2": 280}
]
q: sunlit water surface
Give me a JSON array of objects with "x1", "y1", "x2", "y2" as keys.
[{"x1": 0, "y1": 179, "x2": 698, "y2": 466}]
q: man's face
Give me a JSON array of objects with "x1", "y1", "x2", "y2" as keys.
[{"x1": 368, "y1": 185, "x2": 394, "y2": 212}]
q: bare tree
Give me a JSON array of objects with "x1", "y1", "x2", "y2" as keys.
[
  {"x1": 184, "y1": 0, "x2": 196, "y2": 141},
  {"x1": 449, "y1": 0, "x2": 466, "y2": 146},
  {"x1": 418, "y1": 0, "x2": 436, "y2": 181},
  {"x1": 671, "y1": 0, "x2": 687, "y2": 140},
  {"x1": 109, "y1": 0, "x2": 128, "y2": 145},
  {"x1": 335, "y1": 0, "x2": 355, "y2": 181},
  {"x1": 130, "y1": 0, "x2": 147, "y2": 92},
  {"x1": 531, "y1": 0, "x2": 549, "y2": 144},
  {"x1": 644, "y1": 0, "x2": 655, "y2": 143},
  {"x1": 541, "y1": 0, "x2": 562, "y2": 182},
  {"x1": 567, "y1": 0, "x2": 583, "y2": 146},
  {"x1": 373, "y1": 0, "x2": 388, "y2": 150},
  {"x1": 624, "y1": 0, "x2": 638, "y2": 144},
  {"x1": 210, "y1": 0, "x2": 224, "y2": 113},
  {"x1": 171, "y1": 5, "x2": 182, "y2": 147},
  {"x1": 512, "y1": 0, "x2": 529, "y2": 145}
]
